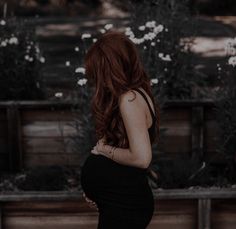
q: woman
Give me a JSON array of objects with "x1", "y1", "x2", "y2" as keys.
[{"x1": 80, "y1": 30, "x2": 160, "y2": 229}]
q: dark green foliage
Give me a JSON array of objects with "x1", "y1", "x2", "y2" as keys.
[
  {"x1": 17, "y1": 166, "x2": 68, "y2": 191},
  {"x1": 148, "y1": 154, "x2": 236, "y2": 189},
  {"x1": 127, "y1": 0, "x2": 207, "y2": 100},
  {"x1": 0, "y1": 17, "x2": 45, "y2": 100},
  {"x1": 194, "y1": 0, "x2": 236, "y2": 15},
  {"x1": 152, "y1": 157, "x2": 211, "y2": 189},
  {"x1": 214, "y1": 69, "x2": 236, "y2": 184}
]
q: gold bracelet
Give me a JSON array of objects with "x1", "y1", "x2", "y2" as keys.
[{"x1": 111, "y1": 147, "x2": 116, "y2": 160}]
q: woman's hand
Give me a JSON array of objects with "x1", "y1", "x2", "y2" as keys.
[
  {"x1": 82, "y1": 192, "x2": 99, "y2": 211},
  {"x1": 91, "y1": 137, "x2": 107, "y2": 155}
]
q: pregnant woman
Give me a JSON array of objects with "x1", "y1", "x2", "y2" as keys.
[{"x1": 80, "y1": 30, "x2": 160, "y2": 229}]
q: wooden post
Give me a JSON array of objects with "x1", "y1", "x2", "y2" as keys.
[
  {"x1": 191, "y1": 106, "x2": 204, "y2": 161},
  {"x1": 198, "y1": 198, "x2": 211, "y2": 229},
  {"x1": 7, "y1": 103, "x2": 23, "y2": 171},
  {"x1": 0, "y1": 203, "x2": 2, "y2": 229}
]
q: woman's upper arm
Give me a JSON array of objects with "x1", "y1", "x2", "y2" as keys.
[{"x1": 118, "y1": 90, "x2": 152, "y2": 168}]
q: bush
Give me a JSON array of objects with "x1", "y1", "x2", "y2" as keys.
[
  {"x1": 214, "y1": 62, "x2": 236, "y2": 185},
  {"x1": 126, "y1": 0, "x2": 207, "y2": 100},
  {"x1": 0, "y1": 17, "x2": 45, "y2": 100},
  {"x1": 17, "y1": 165, "x2": 68, "y2": 191}
]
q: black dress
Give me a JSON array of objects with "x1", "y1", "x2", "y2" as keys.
[{"x1": 80, "y1": 88, "x2": 157, "y2": 229}]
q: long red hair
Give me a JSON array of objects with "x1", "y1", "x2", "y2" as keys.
[{"x1": 85, "y1": 30, "x2": 160, "y2": 148}]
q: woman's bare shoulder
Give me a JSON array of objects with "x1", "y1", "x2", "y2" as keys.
[{"x1": 118, "y1": 89, "x2": 141, "y2": 106}]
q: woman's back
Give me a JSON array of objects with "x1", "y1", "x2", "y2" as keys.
[{"x1": 81, "y1": 87, "x2": 157, "y2": 228}]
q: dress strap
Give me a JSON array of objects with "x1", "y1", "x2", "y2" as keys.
[{"x1": 132, "y1": 88, "x2": 156, "y2": 118}]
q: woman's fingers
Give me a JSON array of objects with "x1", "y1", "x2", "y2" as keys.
[{"x1": 82, "y1": 192, "x2": 98, "y2": 210}]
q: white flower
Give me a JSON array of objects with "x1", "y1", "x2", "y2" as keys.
[
  {"x1": 158, "y1": 53, "x2": 171, "y2": 61},
  {"x1": 226, "y1": 38, "x2": 236, "y2": 47},
  {"x1": 151, "y1": 42, "x2": 156, "y2": 46},
  {"x1": 145, "y1": 21, "x2": 156, "y2": 28},
  {"x1": 138, "y1": 25, "x2": 146, "y2": 31},
  {"x1": 144, "y1": 34, "x2": 150, "y2": 40},
  {"x1": 25, "y1": 55, "x2": 30, "y2": 60},
  {"x1": 29, "y1": 57, "x2": 34, "y2": 62},
  {"x1": 77, "y1": 78, "x2": 88, "y2": 86},
  {"x1": 125, "y1": 30, "x2": 134, "y2": 37},
  {"x1": 151, "y1": 78, "x2": 158, "y2": 84},
  {"x1": 125, "y1": 27, "x2": 131, "y2": 31},
  {"x1": 55, "y1": 92, "x2": 63, "y2": 98},
  {"x1": 75, "y1": 47, "x2": 79, "y2": 52},
  {"x1": 130, "y1": 37, "x2": 144, "y2": 45},
  {"x1": 165, "y1": 28, "x2": 169, "y2": 32},
  {"x1": 81, "y1": 33, "x2": 91, "y2": 39},
  {"x1": 100, "y1": 29, "x2": 106, "y2": 34},
  {"x1": 225, "y1": 38, "x2": 236, "y2": 56},
  {"x1": 143, "y1": 46, "x2": 147, "y2": 50},
  {"x1": 9, "y1": 37, "x2": 19, "y2": 45},
  {"x1": 228, "y1": 56, "x2": 236, "y2": 67},
  {"x1": 154, "y1": 25, "x2": 164, "y2": 34},
  {"x1": 143, "y1": 32, "x2": 156, "y2": 41},
  {"x1": 39, "y1": 57, "x2": 45, "y2": 63},
  {"x1": 0, "y1": 20, "x2": 6, "y2": 26},
  {"x1": 162, "y1": 54, "x2": 171, "y2": 61},
  {"x1": 93, "y1": 38, "x2": 97, "y2": 43},
  {"x1": 65, "y1": 61, "x2": 70, "y2": 66},
  {"x1": 104, "y1": 23, "x2": 113, "y2": 30},
  {"x1": 128, "y1": 33, "x2": 135, "y2": 39},
  {"x1": 0, "y1": 41, "x2": 7, "y2": 47},
  {"x1": 75, "y1": 67, "x2": 85, "y2": 74},
  {"x1": 35, "y1": 47, "x2": 40, "y2": 53},
  {"x1": 151, "y1": 78, "x2": 158, "y2": 85}
]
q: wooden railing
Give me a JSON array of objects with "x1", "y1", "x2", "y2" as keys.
[{"x1": 0, "y1": 188, "x2": 235, "y2": 229}]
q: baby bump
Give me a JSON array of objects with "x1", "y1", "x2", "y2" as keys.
[
  {"x1": 81, "y1": 154, "x2": 147, "y2": 188},
  {"x1": 80, "y1": 154, "x2": 154, "y2": 210}
]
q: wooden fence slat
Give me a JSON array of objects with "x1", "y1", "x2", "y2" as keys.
[
  {"x1": 161, "y1": 108, "x2": 192, "y2": 121},
  {"x1": 191, "y1": 106, "x2": 204, "y2": 160},
  {"x1": 0, "y1": 121, "x2": 7, "y2": 138},
  {"x1": 205, "y1": 199, "x2": 211, "y2": 229},
  {"x1": 0, "y1": 154, "x2": 10, "y2": 170},
  {"x1": 22, "y1": 121, "x2": 77, "y2": 137},
  {"x1": 7, "y1": 104, "x2": 23, "y2": 171},
  {"x1": 0, "y1": 203, "x2": 2, "y2": 229},
  {"x1": 24, "y1": 153, "x2": 80, "y2": 168},
  {"x1": 198, "y1": 199, "x2": 203, "y2": 229},
  {"x1": 0, "y1": 109, "x2": 6, "y2": 121},
  {"x1": 23, "y1": 137, "x2": 75, "y2": 154},
  {"x1": 161, "y1": 121, "x2": 191, "y2": 136},
  {"x1": 158, "y1": 135, "x2": 191, "y2": 153},
  {"x1": 198, "y1": 198, "x2": 211, "y2": 229},
  {"x1": 22, "y1": 110, "x2": 74, "y2": 121},
  {"x1": 0, "y1": 138, "x2": 7, "y2": 154}
]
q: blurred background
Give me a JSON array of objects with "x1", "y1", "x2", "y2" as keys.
[
  {"x1": 0, "y1": 1, "x2": 235, "y2": 229},
  {"x1": 0, "y1": 0, "x2": 235, "y2": 191}
]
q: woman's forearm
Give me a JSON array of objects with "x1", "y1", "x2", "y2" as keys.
[{"x1": 100, "y1": 145, "x2": 148, "y2": 169}]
